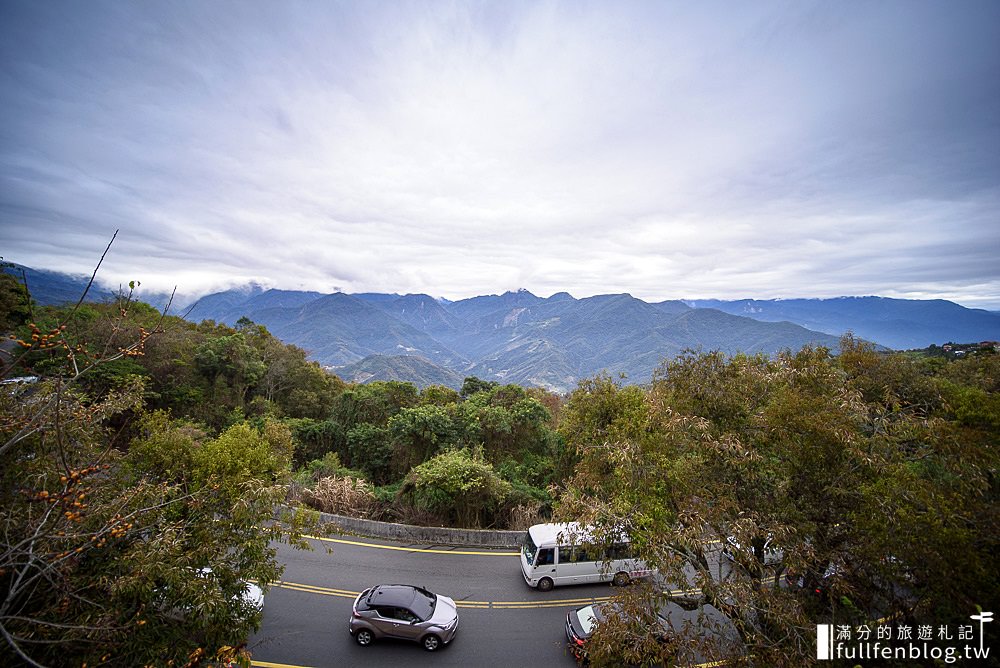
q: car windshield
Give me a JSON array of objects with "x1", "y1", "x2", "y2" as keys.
[
  {"x1": 522, "y1": 532, "x2": 538, "y2": 565},
  {"x1": 411, "y1": 588, "x2": 436, "y2": 621}
]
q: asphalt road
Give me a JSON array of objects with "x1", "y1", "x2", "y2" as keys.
[{"x1": 248, "y1": 533, "x2": 619, "y2": 667}]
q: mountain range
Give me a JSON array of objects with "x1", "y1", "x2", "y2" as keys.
[
  {"x1": 685, "y1": 298, "x2": 1000, "y2": 351},
  {"x1": 181, "y1": 287, "x2": 999, "y2": 393},
  {"x1": 6, "y1": 264, "x2": 999, "y2": 393}
]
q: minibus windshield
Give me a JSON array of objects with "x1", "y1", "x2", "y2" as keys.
[{"x1": 522, "y1": 532, "x2": 538, "y2": 565}]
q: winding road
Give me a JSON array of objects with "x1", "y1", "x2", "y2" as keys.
[{"x1": 248, "y1": 532, "x2": 645, "y2": 667}]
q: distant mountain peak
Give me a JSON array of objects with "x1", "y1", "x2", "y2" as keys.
[{"x1": 501, "y1": 288, "x2": 538, "y2": 298}]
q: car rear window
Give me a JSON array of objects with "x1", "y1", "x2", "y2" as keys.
[{"x1": 577, "y1": 605, "x2": 604, "y2": 634}]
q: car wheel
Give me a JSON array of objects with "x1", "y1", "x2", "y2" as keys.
[
  {"x1": 355, "y1": 629, "x2": 374, "y2": 646},
  {"x1": 612, "y1": 572, "x2": 630, "y2": 587},
  {"x1": 422, "y1": 634, "x2": 442, "y2": 651},
  {"x1": 537, "y1": 577, "x2": 554, "y2": 592}
]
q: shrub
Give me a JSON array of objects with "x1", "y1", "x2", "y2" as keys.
[{"x1": 399, "y1": 448, "x2": 512, "y2": 528}]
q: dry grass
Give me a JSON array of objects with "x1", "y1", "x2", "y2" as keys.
[
  {"x1": 302, "y1": 475, "x2": 376, "y2": 517},
  {"x1": 505, "y1": 502, "x2": 546, "y2": 531}
]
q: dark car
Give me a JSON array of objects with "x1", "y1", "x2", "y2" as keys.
[
  {"x1": 786, "y1": 561, "x2": 842, "y2": 598},
  {"x1": 565, "y1": 602, "x2": 671, "y2": 664},
  {"x1": 349, "y1": 584, "x2": 459, "y2": 651}
]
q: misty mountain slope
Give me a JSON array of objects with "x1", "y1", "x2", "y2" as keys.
[
  {"x1": 686, "y1": 297, "x2": 1000, "y2": 349},
  {"x1": 373, "y1": 293, "x2": 466, "y2": 341},
  {"x1": 258, "y1": 293, "x2": 467, "y2": 368},
  {"x1": 467, "y1": 336, "x2": 579, "y2": 391},
  {"x1": 184, "y1": 287, "x2": 323, "y2": 325},
  {"x1": 240, "y1": 289, "x2": 325, "y2": 313},
  {"x1": 183, "y1": 285, "x2": 268, "y2": 323},
  {"x1": 335, "y1": 354, "x2": 465, "y2": 389},
  {"x1": 526, "y1": 294, "x2": 681, "y2": 381},
  {"x1": 651, "y1": 299, "x2": 693, "y2": 315},
  {"x1": 351, "y1": 292, "x2": 403, "y2": 304},
  {"x1": 433, "y1": 291, "x2": 561, "y2": 359},
  {"x1": 446, "y1": 289, "x2": 546, "y2": 324},
  {"x1": 662, "y1": 309, "x2": 844, "y2": 354},
  {"x1": 3, "y1": 264, "x2": 116, "y2": 306}
]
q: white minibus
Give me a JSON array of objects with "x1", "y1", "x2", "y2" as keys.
[{"x1": 520, "y1": 522, "x2": 652, "y2": 592}]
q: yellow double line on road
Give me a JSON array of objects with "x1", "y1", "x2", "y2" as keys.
[
  {"x1": 270, "y1": 580, "x2": 358, "y2": 599},
  {"x1": 270, "y1": 579, "x2": 613, "y2": 609},
  {"x1": 271, "y1": 579, "x2": 703, "y2": 609},
  {"x1": 458, "y1": 594, "x2": 613, "y2": 609}
]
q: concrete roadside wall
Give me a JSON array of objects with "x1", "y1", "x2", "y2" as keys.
[{"x1": 312, "y1": 510, "x2": 524, "y2": 548}]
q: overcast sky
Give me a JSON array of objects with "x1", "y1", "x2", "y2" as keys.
[{"x1": 1, "y1": 1, "x2": 998, "y2": 309}]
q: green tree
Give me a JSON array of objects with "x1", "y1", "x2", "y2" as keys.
[
  {"x1": 420, "y1": 384, "x2": 461, "y2": 406},
  {"x1": 287, "y1": 418, "x2": 347, "y2": 467},
  {"x1": 0, "y1": 266, "x2": 31, "y2": 334},
  {"x1": 346, "y1": 423, "x2": 393, "y2": 484},
  {"x1": 557, "y1": 344, "x2": 999, "y2": 667},
  {"x1": 460, "y1": 376, "x2": 497, "y2": 398},
  {"x1": 456, "y1": 384, "x2": 552, "y2": 462},
  {"x1": 400, "y1": 449, "x2": 512, "y2": 528},
  {"x1": 388, "y1": 405, "x2": 456, "y2": 473},
  {"x1": 194, "y1": 332, "x2": 266, "y2": 408},
  {"x1": 329, "y1": 381, "x2": 418, "y2": 430}
]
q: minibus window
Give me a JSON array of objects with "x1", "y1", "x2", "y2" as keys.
[
  {"x1": 536, "y1": 548, "x2": 554, "y2": 566},
  {"x1": 609, "y1": 543, "x2": 633, "y2": 560},
  {"x1": 522, "y1": 533, "x2": 538, "y2": 564}
]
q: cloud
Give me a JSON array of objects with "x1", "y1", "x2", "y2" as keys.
[{"x1": 1, "y1": 1, "x2": 998, "y2": 308}]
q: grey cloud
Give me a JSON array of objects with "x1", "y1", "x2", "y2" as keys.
[{"x1": 1, "y1": 1, "x2": 998, "y2": 308}]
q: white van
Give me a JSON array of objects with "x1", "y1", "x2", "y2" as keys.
[{"x1": 520, "y1": 522, "x2": 652, "y2": 592}]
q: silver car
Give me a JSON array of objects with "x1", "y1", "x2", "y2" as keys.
[{"x1": 349, "y1": 584, "x2": 459, "y2": 651}]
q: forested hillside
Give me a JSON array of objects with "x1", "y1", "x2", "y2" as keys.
[
  {"x1": 0, "y1": 277, "x2": 567, "y2": 664},
  {"x1": 1, "y1": 271, "x2": 997, "y2": 667}
]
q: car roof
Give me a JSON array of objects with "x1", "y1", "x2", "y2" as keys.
[
  {"x1": 590, "y1": 602, "x2": 670, "y2": 627},
  {"x1": 528, "y1": 522, "x2": 589, "y2": 545},
  {"x1": 528, "y1": 522, "x2": 631, "y2": 546},
  {"x1": 367, "y1": 584, "x2": 427, "y2": 608}
]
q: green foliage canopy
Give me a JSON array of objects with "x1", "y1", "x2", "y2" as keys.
[
  {"x1": 557, "y1": 339, "x2": 999, "y2": 667},
  {"x1": 400, "y1": 449, "x2": 512, "y2": 528}
]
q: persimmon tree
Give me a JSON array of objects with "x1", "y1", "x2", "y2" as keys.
[{"x1": 1, "y1": 244, "x2": 315, "y2": 667}]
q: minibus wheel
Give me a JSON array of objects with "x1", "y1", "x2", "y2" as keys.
[
  {"x1": 537, "y1": 577, "x2": 554, "y2": 592},
  {"x1": 612, "y1": 572, "x2": 630, "y2": 587}
]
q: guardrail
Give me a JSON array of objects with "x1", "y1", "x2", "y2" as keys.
[{"x1": 305, "y1": 508, "x2": 524, "y2": 548}]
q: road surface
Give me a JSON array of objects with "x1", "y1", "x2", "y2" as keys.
[{"x1": 249, "y1": 533, "x2": 616, "y2": 667}]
